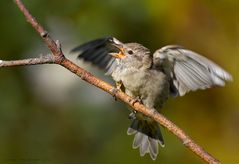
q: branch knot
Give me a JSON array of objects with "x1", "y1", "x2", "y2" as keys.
[{"x1": 40, "y1": 31, "x2": 48, "y2": 38}]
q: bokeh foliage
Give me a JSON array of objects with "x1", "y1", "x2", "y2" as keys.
[{"x1": 0, "y1": 0, "x2": 238, "y2": 163}]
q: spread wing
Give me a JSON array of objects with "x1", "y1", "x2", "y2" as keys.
[
  {"x1": 71, "y1": 37, "x2": 121, "y2": 75},
  {"x1": 153, "y1": 45, "x2": 232, "y2": 96}
]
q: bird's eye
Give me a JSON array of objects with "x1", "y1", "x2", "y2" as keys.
[{"x1": 128, "y1": 50, "x2": 134, "y2": 54}]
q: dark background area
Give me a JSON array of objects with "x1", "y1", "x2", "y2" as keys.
[{"x1": 0, "y1": 0, "x2": 238, "y2": 163}]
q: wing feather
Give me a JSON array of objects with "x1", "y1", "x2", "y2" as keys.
[
  {"x1": 179, "y1": 49, "x2": 232, "y2": 83},
  {"x1": 71, "y1": 37, "x2": 120, "y2": 75},
  {"x1": 153, "y1": 45, "x2": 232, "y2": 96}
]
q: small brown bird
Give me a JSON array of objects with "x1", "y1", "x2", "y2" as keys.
[{"x1": 71, "y1": 37, "x2": 232, "y2": 160}]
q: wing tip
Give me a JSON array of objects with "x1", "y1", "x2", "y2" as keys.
[
  {"x1": 213, "y1": 69, "x2": 233, "y2": 85},
  {"x1": 70, "y1": 36, "x2": 114, "y2": 53},
  {"x1": 224, "y1": 72, "x2": 233, "y2": 81}
]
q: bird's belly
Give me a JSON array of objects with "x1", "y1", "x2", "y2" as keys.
[{"x1": 140, "y1": 72, "x2": 170, "y2": 109}]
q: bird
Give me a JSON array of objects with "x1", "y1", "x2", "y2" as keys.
[{"x1": 71, "y1": 37, "x2": 232, "y2": 160}]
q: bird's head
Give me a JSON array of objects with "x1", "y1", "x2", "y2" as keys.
[{"x1": 110, "y1": 42, "x2": 152, "y2": 69}]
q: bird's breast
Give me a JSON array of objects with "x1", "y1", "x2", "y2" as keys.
[
  {"x1": 118, "y1": 68, "x2": 147, "y2": 93},
  {"x1": 112, "y1": 67, "x2": 170, "y2": 109}
]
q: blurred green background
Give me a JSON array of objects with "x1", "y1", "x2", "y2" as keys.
[{"x1": 0, "y1": 0, "x2": 238, "y2": 163}]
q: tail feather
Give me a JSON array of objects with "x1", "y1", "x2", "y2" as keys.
[
  {"x1": 127, "y1": 112, "x2": 164, "y2": 160},
  {"x1": 140, "y1": 135, "x2": 149, "y2": 156},
  {"x1": 149, "y1": 137, "x2": 158, "y2": 158},
  {"x1": 132, "y1": 131, "x2": 143, "y2": 149}
]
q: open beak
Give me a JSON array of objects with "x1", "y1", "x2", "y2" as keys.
[{"x1": 110, "y1": 45, "x2": 125, "y2": 59}]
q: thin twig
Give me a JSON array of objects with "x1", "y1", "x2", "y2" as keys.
[
  {"x1": 0, "y1": 56, "x2": 54, "y2": 67},
  {"x1": 9, "y1": 0, "x2": 221, "y2": 163}
]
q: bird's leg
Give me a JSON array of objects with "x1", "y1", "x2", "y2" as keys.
[
  {"x1": 110, "y1": 81, "x2": 125, "y2": 101},
  {"x1": 116, "y1": 81, "x2": 123, "y2": 90}
]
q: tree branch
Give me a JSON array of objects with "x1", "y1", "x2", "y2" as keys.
[
  {"x1": 0, "y1": 55, "x2": 54, "y2": 67},
  {"x1": 6, "y1": 0, "x2": 221, "y2": 163}
]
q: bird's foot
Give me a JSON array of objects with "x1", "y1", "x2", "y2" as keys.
[
  {"x1": 111, "y1": 81, "x2": 124, "y2": 101},
  {"x1": 110, "y1": 88, "x2": 119, "y2": 101},
  {"x1": 130, "y1": 96, "x2": 142, "y2": 106}
]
